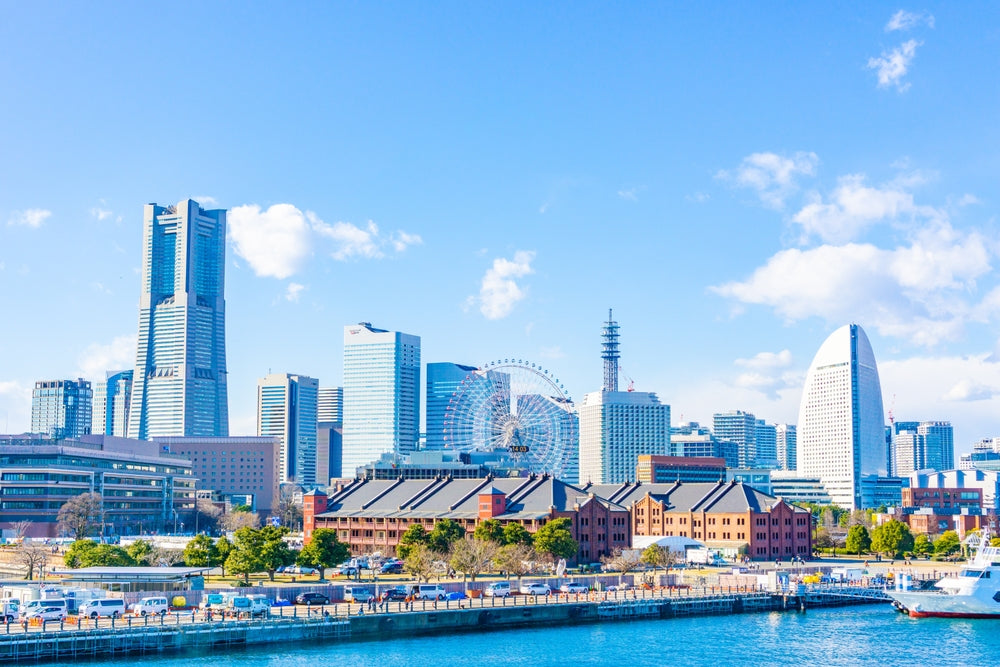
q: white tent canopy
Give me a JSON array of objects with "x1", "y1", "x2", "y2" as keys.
[{"x1": 630, "y1": 535, "x2": 704, "y2": 553}]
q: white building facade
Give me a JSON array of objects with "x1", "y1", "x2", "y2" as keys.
[
  {"x1": 578, "y1": 390, "x2": 670, "y2": 484},
  {"x1": 796, "y1": 324, "x2": 887, "y2": 509},
  {"x1": 342, "y1": 323, "x2": 421, "y2": 475},
  {"x1": 257, "y1": 373, "x2": 319, "y2": 487}
]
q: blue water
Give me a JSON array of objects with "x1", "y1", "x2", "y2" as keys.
[{"x1": 48, "y1": 605, "x2": 1000, "y2": 667}]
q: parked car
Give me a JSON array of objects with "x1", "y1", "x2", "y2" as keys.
[
  {"x1": 380, "y1": 562, "x2": 404, "y2": 574},
  {"x1": 379, "y1": 587, "x2": 408, "y2": 602},
  {"x1": 560, "y1": 582, "x2": 588, "y2": 594},
  {"x1": 519, "y1": 583, "x2": 551, "y2": 596},
  {"x1": 19, "y1": 599, "x2": 67, "y2": 622},
  {"x1": 78, "y1": 598, "x2": 126, "y2": 618},
  {"x1": 409, "y1": 584, "x2": 447, "y2": 601},
  {"x1": 130, "y1": 596, "x2": 169, "y2": 617},
  {"x1": 446, "y1": 591, "x2": 467, "y2": 601},
  {"x1": 344, "y1": 587, "x2": 375, "y2": 603},
  {"x1": 337, "y1": 565, "x2": 360, "y2": 577},
  {"x1": 483, "y1": 581, "x2": 511, "y2": 598},
  {"x1": 294, "y1": 592, "x2": 329, "y2": 606},
  {"x1": 606, "y1": 584, "x2": 631, "y2": 592},
  {"x1": 1, "y1": 600, "x2": 20, "y2": 622}
]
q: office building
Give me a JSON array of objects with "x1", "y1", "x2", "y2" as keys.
[
  {"x1": 31, "y1": 379, "x2": 93, "y2": 439},
  {"x1": 755, "y1": 420, "x2": 778, "y2": 467},
  {"x1": 960, "y1": 438, "x2": 1000, "y2": 472},
  {"x1": 0, "y1": 434, "x2": 193, "y2": 538},
  {"x1": 776, "y1": 424, "x2": 796, "y2": 471},
  {"x1": 713, "y1": 410, "x2": 757, "y2": 468},
  {"x1": 317, "y1": 421, "x2": 343, "y2": 483},
  {"x1": 797, "y1": 324, "x2": 887, "y2": 509},
  {"x1": 342, "y1": 322, "x2": 421, "y2": 475},
  {"x1": 425, "y1": 362, "x2": 478, "y2": 450},
  {"x1": 578, "y1": 391, "x2": 670, "y2": 484},
  {"x1": 127, "y1": 199, "x2": 229, "y2": 440},
  {"x1": 92, "y1": 370, "x2": 133, "y2": 437},
  {"x1": 317, "y1": 387, "x2": 343, "y2": 423},
  {"x1": 258, "y1": 373, "x2": 319, "y2": 487},
  {"x1": 670, "y1": 423, "x2": 739, "y2": 468},
  {"x1": 769, "y1": 471, "x2": 833, "y2": 505},
  {"x1": 636, "y1": 455, "x2": 726, "y2": 483},
  {"x1": 157, "y1": 436, "x2": 279, "y2": 513},
  {"x1": 908, "y1": 469, "x2": 1000, "y2": 512}
]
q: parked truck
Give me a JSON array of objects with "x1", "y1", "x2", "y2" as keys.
[{"x1": 686, "y1": 549, "x2": 727, "y2": 567}]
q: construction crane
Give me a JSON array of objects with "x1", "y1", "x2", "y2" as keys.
[{"x1": 619, "y1": 364, "x2": 635, "y2": 392}]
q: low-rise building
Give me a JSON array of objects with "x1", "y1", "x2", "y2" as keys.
[{"x1": 636, "y1": 455, "x2": 726, "y2": 484}]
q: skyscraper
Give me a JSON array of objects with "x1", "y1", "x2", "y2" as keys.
[
  {"x1": 342, "y1": 322, "x2": 420, "y2": 475},
  {"x1": 893, "y1": 421, "x2": 954, "y2": 475},
  {"x1": 776, "y1": 423, "x2": 797, "y2": 471},
  {"x1": 755, "y1": 419, "x2": 778, "y2": 467},
  {"x1": 258, "y1": 373, "x2": 319, "y2": 487},
  {"x1": 578, "y1": 390, "x2": 670, "y2": 483},
  {"x1": 317, "y1": 387, "x2": 343, "y2": 423},
  {"x1": 92, "y1": 370, "x2": 133, "y2": 437},
  {"x1": 713, "y1": 410, "x2": 757, "y2": 468},
  {"x1": 797, "y1": 324, "x2": 886, "y2": 509},
  {"x1": 316, "y1": 387, "x2": 344, "y2": 484},
  {"x1": 127, "y1": 199, "x2": 229, "y2": 439},
  {"x1": 425, "y1": 362, "x2": 478, "y2": 450},
  {"x1": 31, "y1": 379, "x2": 93, "y2": 438}
]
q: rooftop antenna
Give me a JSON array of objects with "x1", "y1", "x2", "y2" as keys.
[{"x1": 602, "y1": 308, "x2": 619, "y2": 392}]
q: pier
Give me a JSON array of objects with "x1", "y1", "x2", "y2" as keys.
[{"x1": 0, "y1": 585, "x2": 889, "y2": 664}]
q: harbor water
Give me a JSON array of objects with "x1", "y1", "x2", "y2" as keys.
[{"x1": 41, "y1": 605, "x2": 1000, "y2": 667}]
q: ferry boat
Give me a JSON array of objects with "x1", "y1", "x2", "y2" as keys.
[{"x1": 888, "y1": 527, "x2": 1000, "y2": 618}]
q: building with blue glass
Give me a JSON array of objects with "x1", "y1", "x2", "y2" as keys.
[
  {"x1": 713, "y1": 410, "x2": 757, "y2": 468},
  {"x1": 31, "y1": 379, "x2": 93, "y2": 439},
  {"x1": 258, "y1": 373, "x2": 319, "y2": 487},
  {"x1": 342, "y1": 322, "x2": 420, "y2": 476},
  {"x1": 92, "y1": 370, "x2": 133, "y2": 437},
  {"x1": 127, "y1": 199, "x2": 229, "y2": 439},
  {"x1": 425, "y1": 362, "x2": 478, "y2": 450}
]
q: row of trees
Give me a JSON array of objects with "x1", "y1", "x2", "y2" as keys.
[{"x1": 844, "y1": 521, "x2": 972, "y2": 559}]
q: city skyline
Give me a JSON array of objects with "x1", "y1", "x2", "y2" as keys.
[{"x1": 2, "y1": 5, "x2": 1000, "y2": 456}]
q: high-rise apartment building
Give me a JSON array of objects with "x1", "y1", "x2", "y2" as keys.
[
  {"x1": 892, "y1": 421, "x2": 954, "y2": 476},
  {"x1": 776, "y1": 424, "x2": 796, "y2": 471},
  {"x1": 578, "y1": 391, "x2": 670, "y2": 484},
  {"x1": 317, "y1": 387, "x2": 343, "y2": 423},
  {"x1": 127, "y1": 199, "x2": 229, "y2": 440},
  {"x1": 713, "y1": 410, "x2": 757, "y2": 468},
  {"x1": 31, "y1": 379, "x2": 93, "y2": 439},
  {"x1": 342, "y1": 322, "x2": 421, "y2": 475},
  {"x1": 425, "y1": 362, "x2": 478, "y2": 450},
  {"x1": 258, "y1": 373, "x2": 319, "y2": 487},
  {"x1": 797, "y1": 324, "x2": 887, "y2": 509},
  {"x1": 755, "y1": 420, "x2": 778, "y2": 467},
  {"x1": 92, "y1": 370, "x2": 133, "y2": 437}
]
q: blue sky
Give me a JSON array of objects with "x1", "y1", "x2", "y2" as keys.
[{"x1": 2, "y1": 3, "x2": 999, "y2": 458}]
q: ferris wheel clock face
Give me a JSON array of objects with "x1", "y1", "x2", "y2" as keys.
[{"x1": 442, "y1": 360, "x2": 577, "y2": 478}]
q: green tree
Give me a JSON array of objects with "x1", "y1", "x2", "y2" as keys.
[
  {"x1": 502, "y1": 522, "x2": 533, "y2": 547},
  {"x1": 871, "y1": 520, "x2": 914, "y2": 558},
  {"x1": 845, "y1": 525, "x2": 871, "y2": 556},
  {"x1": 474, "y1": 519, "x2": 504, "y2": 543},
  {"x1": 403, "y1": 543, "x2": 435, "y2": 583},
  {"x1": 912, "y1": 534, "x2": 933, "y2": 557},
  {"x1": 428, "y1": 519, "x2": 466, "y2": 554},
  {"x1": 934, "y1": 530, "x2": 961, "y2": 558},
  {"x1": 183, "y1": 534, "x2": 220, "y2": 568},
  {"x1": 258, "y1": 525, "x2": 296, "y2": 581},
  {"x1": 86, "y1": 544, "x2": 135, "y2": 567},
  {"x1": 215, "y1": 535, "x2": 233, "y2": 576},
  {"x1": 226, "y1": 527, "x2": 263, "y2": 585},
  {"x1": 127, "y1": 539, "x2": 155, "y2": 566},
  {"x1": 397, "y1": 524, "x2": 429, "y2": 560},
  {"x1": 63, "y1": 539, "x2": 99, "y2": 568},
  {"x1": 641, "y1": 544, "x2": 676, "y2": 574},
  {"x1": 533, "y1": 518, "x2": 578, "y2": 564},
  {"x1": 297, "y1": 528, "x2": 349, "y2": 580}
]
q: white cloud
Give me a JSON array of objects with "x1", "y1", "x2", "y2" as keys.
[
  {"x1": 617, "y1": 188, "x2": 639, "y2": 202},
  {"x1": 886, "y1": 10, "x2": 935, "y2": 32},
  {"x1": 76, "y1": 334, "x2": 137, "y2": 380},
  {"x1": 735, "y1": 350, "x2": 793, "y2": 369},
  {"x1": 229, "y1": 204, "x2": 312, "y2": 279},
  {"x1": 7, "y1": 208, "x2": 51, "y2": 228},
  {"x1": 390, "y1": 230, "x2": 423, "y2": 253},
  {"x1": 313, "y1": 218, "x2": 382, "y2": 260},
  {"x1": 868, "y1": 39, "x2": 921, "y2": 92},
  {"x1": 717, "y1": 152, "x2": 819, "y2": 209},
  {"x1": 472, "y1": 251, "x2": 536, "y2": 320},
  {"x1": 711, "y1": 222, "x2": 993, "y2": 346},
  {"x1": 284, "y1": 282, "x2": 305, "y2": 302},
  {"x1": 90, "y1": 207, "x2": 112, "y2": 221},
  {"x1": 943, "y1": 379, "x2": 996, "y2": 402},
  {"x1": 792, "y1": 173, "x2": 942, "y2": 243},
  {"x1": 193, "y1": 196, "x2": 219, "y2": 207}
]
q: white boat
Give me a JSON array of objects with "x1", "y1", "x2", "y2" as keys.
[{"x1": 888, "y1": 527, "x2": 1000, "y2": 618}]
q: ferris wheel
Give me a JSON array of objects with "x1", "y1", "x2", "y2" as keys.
[{"x1": 442, "y1": 359, "x2": 578, "y2": 479}]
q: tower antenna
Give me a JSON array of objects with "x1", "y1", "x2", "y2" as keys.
[{"x1": 601, "y1": 308, "x2": 620, "y2": 392}]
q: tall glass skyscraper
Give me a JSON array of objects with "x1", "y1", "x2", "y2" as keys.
[
  {"x1": 92, "y1": 370, "x2": 133, "y2": 437},
  {"x1": 578, "y1": 391, "x2": 670, "y2": 484},
  {"x1": 31, "y1": 379, "x2": 93, "y2": 438},
  {"x1": 425, "y1": 362, "x2": 478, "y2": 450},
  {"x1": 797, "y1": 324, "x2": 886, "y2": 509},
  {"x1": 342, "y1": 322, "x2": 420, "y2": 475},
  {"x1": 258, "y1": 373, "x2": 319, "y2": 487},
  {"x1": 127, "y1": 199, "x2": 229, "y2": 439}
]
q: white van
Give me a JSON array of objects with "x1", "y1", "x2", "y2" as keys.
[
  {"x1": 410, "y1": 584, "x2": 447, "y2": 601},
  {"x1": 246, "y1": 594, "x2": 270, "y2": 617},
  {"x1": 20, "y1": 599, "x2": 67, "y2": 621},
  {"x1": 484, "y1": 581, "x2": 511, "y2": 598},
  {"x1": 1, "y1": 600, "x2": 20, "y2": 622},
  {"x1": 78, "y1": 598, "x2": 126, "y2": 618},
  {"x1": 130, "y1": 597, "x2": 169, "y2": 617}
]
